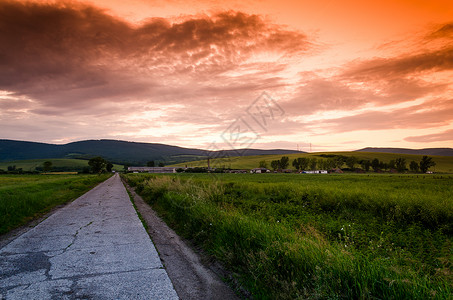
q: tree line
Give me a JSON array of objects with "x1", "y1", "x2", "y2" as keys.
[
  {"x1": 259, "y1": 155, "x2": 436, "y2": 173},
  {"x1": 146, "y1": 160, "x2": 165, "y2": 167},
  {"x1": 1, "y1": 158, "x2": 115, "y2": 174},
  {"x1": 87, "y1": 157, "x2": 114, "y2": 173}
]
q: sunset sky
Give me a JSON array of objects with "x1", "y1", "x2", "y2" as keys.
[{"x1": 1, "y1": 0, "x2": 452, "y2": 151}]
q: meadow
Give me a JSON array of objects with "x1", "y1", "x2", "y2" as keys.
[
  {"x1": 0, "y1": 174, "x2": 111, "y2": 234},
  {"x1": 171, "y1": 151, "x2": 453, "y2": 173},
  {"x1": 124, "y1": 172, "x2": 452, "y2": 299}
]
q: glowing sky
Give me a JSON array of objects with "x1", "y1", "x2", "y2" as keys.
[{"x1": 1, "y1": 0, "x2": 452, "y2": 151}]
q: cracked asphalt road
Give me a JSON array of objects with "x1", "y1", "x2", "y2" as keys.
[{"x1": 0, "y1": 174, "x2": 178, "y2": 299}]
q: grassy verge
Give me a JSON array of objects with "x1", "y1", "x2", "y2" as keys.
[
  {"x1": 0, "y1": 174, "x2": 111, "y2": 234},
  {"x1": 123, "y1": 181, "x2": 149, "y2": 232},
  {"x1": 123, "y1": 173, "x2": 452, "y2": 299}
]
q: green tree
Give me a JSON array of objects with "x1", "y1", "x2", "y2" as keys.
[
  {"x1": 88, "y1": 157, "x2": 107, "y2": 174},
  {"x1": 333, "y1": 156, "x2": 344, "y2": 169},
  {"x1": 147, "y1": 161, "x2": 155, "y2": 167},
  {"x1": 299, "y1": 157, "x2": 309, "y2": 170},
  {"x1": 309, "y1": 158, "x2": 317, "y2": 170},
  {"x1": 371, "y1": 158, "x2": 380, "y2": 172},
  {"x1": 409, "y1": 161, "x2": 419, "y2": 173},
  {"x1": 389, "y1": 160, "x2": 396, "y2": 170},
  {"x1": 43, "y1": 161, "x2": 52, "y2": 172},
  {"x1": 259, "y1": 160, "x2": 268, "y2": 168},
  {"x1": 325, "y1": 158, "x2": 335, "y2": 170},
  {"x1": 419, "y1": 156, "x2": 436, "y2": 173},
  {"x1": 158, "y1": 162, "x2": 165, "y2": 167},
  {"x1": 395, "y1": 158, "x2": 406, "y2": 173},
  {"x1": 345, "y1": 156, "x2": 357, "y2": 170},
  {"x1": 271, "y1": 160, "x2": 279, "y2": 171},
  {"x1": 318, "y1": 159, "x2": 326, "y2": 170},
  {"x1": 360, "y1": 160, "x2": 371, "y2": 172},
  {"x1": 292, "y1": 159, "x2": 299, "y2": 170},
  {"x1": 279, "y1": 156, "x2": 289, "y2": 169},
  {"x1": 106, "y1": 162, "x2": 114, "y2": 172}
]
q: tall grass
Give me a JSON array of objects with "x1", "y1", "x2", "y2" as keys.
[
  {"x1": 0, "y1": 174, "x2": 111, "y2": 234},
  {"x1": 124, "y1": 173, "x2": 452, "y2": 299}
]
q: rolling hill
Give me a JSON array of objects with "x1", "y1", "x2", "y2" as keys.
[
  {"x1": 2, "y1": 139, "x2": 451, "y2": 171},
  {"x1": 0, "y1": 139, "x2": 302, "y2": 165}
]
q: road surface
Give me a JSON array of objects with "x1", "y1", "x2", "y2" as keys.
[{"x1": 0, "y1": 174, "x2": 178, "y2": 299}]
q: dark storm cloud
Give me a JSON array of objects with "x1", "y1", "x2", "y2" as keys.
[{"x1": 0, "y1": 0, "x2": 309, "y2": 111}]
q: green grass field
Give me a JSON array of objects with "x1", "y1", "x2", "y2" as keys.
[
  {"x1": 124, "y1": 172, "x2": 452, "y2": 299},
  {"x1": 0, "y1": 174, "x2": 111, "y2": 234},
  {"x1": 0, "y1": 158, "x2": 124, "y2": 172},
  {"x1": 170, "y1": 151, "x2": 453, "y2": 173}
]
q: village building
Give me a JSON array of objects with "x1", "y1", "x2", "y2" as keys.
[
  {"x1": 128, "y1": 167, "x2": 176, "y2": 173},
  {"x1": 250, "y1": 168, "x2": 270, "y2": 173},
  {"x1": 303, "y1": 170, "x2": 328, "y2": 174}
]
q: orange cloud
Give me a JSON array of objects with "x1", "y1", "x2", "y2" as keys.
[
  {"x1": 1, "y1": 0, "x2": 452, "y2": 149},
  {"x1": 430, "y1": 22, "x2": 453, "y2": 38},
  {"x1": 320, "y1": 99, "x2": 453, "y2": 132},
  {"x1": 342, "y1": 48, "x2": 453, "y2": 80}
]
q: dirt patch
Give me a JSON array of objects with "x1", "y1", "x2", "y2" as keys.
[{"x1": 122, "y1": 179, "x2": 246, "y2": 300}]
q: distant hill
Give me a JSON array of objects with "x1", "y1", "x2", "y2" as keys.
[
  {"x1": 356, "y1": 147, "x2": 453, "y2": 156},
  {"x1": 0, "y1": 139, "x2": 302, "y2": 165}
]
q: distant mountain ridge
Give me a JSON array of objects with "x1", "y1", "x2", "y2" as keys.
[
  {"x1": 0, "y1": 139, "x2": 303, "y2": 165},
  {"x1": 356, "y1": 147, "x2": 453, "y2": 157}
]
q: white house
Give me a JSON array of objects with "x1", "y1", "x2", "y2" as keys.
[{"x1": 250, "y1": 168, "x2": 270, "y2": 174}]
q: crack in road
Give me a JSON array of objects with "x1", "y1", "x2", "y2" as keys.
[{"x1": 62, "y1": 222, "x2": 93, "y2": 253}]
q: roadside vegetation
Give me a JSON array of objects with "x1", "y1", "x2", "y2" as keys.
[
  {"x1": 124, "y1": 173, "x2": 452, "y2": 299},
  {"x1": 0, "y1": 174, "x2": 111, "y2": 234}
]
